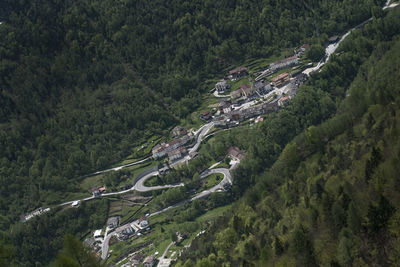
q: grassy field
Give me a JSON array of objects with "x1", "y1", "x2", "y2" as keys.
[
  {"x1": 198, "y1": 173, "x2": 222, "y2": 191},
  {"x1": 228, "y1": 77, "x2": 250, "y2": 92},
  {"x1": 244, "y1": 48, "x2": 294, "y2": 74},
  {"x1": 179, "y1": 95, "x2": 220, "y2": 130},
  {"x1": 80, "y1": 174, "x2": 104, "y2": 192},
  {"x1": 211, "y1": 160, "x2": 230, "y2": 169},
  {"x1": 78, "y1": 160, "x2": 158, "y2": 194},
  {"x1": 123, "y1": 135, "x2": 162, "y2": 162}
]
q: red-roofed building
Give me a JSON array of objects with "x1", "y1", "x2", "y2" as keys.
[
  {"x1": 271, "y1": 72, "x2": 290, "y2": 87},
  {"x1": 278, "y1": 95, "x2": 291, "y2": 106},
  {"x1": 91, "y1": 186, "x2": 106, "y2": 197},
  {"x1": 200, "y1": 111, "x2": 212, "y2": 121},
  {"x1": 300, "y1": 44, "x2": 310, "y2": 51}
]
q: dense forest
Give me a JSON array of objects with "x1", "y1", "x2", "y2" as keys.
[
  {"x1": 176, "y1": 7, "x2": 400, "y2": 266},
  {"x1": 0, "y1": 0, "x2": 391, "y2": 266}
]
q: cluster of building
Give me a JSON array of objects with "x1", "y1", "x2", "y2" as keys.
[
  {"x1": 115, "y1": 216, "x2": 149, "y2": 240},
  {"x1": 91, "y1": 185, "x2": 106, "y2": 197},
  {"x1": 213, "y1": 101, "x2": 279, "y2": 128},
  {"x1": 295, "y1": 44, "x2": 310, "y2": 56},
  {"x1": 215, "y1": 80, "x2": 231, "y2": 93},
  {"x1": 83, "y1": 228, "x2": 106, "y2": 255},
  {"x1": 151, "y1": 129, "x2": 193, "y2": 162},
  {"x1": 20, "y1": 207, "x2": 51, "y2": 222}
]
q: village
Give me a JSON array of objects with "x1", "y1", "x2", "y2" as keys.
[
  {"x1": 20, "y1": 37, "x2": 341, "y2": 267},
  {"x1": 74, "y1": 42, "x2": 326, "y2": 267}
]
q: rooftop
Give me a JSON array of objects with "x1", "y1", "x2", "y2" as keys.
[
  {"x1": 94, "y1": 229, "x2": 102, "y2": 237},
  {"x1": 280, "y1": 96, "x2": 290, "y2": 101},
  {"x1": 271, "y1": 72, "x2": 290, "y2": 82},
  {"x1": 227, "y1": 146, "x2": 245, "y2": 160}
]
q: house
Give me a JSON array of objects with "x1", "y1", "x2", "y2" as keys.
[
  {"x1": 172, "y1": 126, "x2": 187, "y2": 137},
  {"x1": 152, "y1": 135, "x2": 192, "y2": 159},
  {"x1": 152, "y1": 143, "x2": 167, "y2": 159},
  {"x1": 130, "y1": 253, "x2": 143, "y2": 266},
  {"x1": 138, "y1": 217, "x2": 149, "y2": 228},
  {"x1": 328, "y1": 35, "x2": 340, "y2": 43},
  {"x1": 91, "y1": 186, "x2": 106, "y2": 197},
  {"x1": 116, "y1": 224, "x2": 135, "y2": 240},
  {"x1": 143, "y1": 255, "x2": 156, "y2": 267},
  {"x1": 255, "y1": 116, "x2": 264, "y2": 123},
  {"x1": 278, "y1": 95, "x2": 291, "y2": 106},
  {"x1": 218, "y1": 100, "x2": 232, "y2": 114},
  {"x1": 107, "y1": 216, "x2": 120, "y2": 229},
  {"x1": 227, "y1": 146, "x2": 245, "y2": 161},
  {"x1": 213, "y1": 115, "x2": 229, "y2": 128},
  {"x1": 270, "y1": 56, "x2": 299, "y2": 72},
  {"x1": 229, "y1": 66, "x2": 248, "y2": 80},
  {"x1": 215, "y1": 80, "x2": 231, "y2": 92},
  {"x1": 71, "y1": 200, "x2": 80, "y2": 207},
  {"x1": 298, "y1": 44, "x2": 310, "y2": 55},
  {"x1": 254, "y1": 80, "x2": 272, "y2": 95},
  {"x1": 271, "y1": 72, "x2": 290, "y2": 87},
  {"x1": 168, "y1": 146, "x2": 187, "y2": 162},
  {"x1": 94, "y1": 229, "x2": 103, "y2": 239},
  {"x1": 200, "y1": 111, "x2": 212, "y2": 121}
]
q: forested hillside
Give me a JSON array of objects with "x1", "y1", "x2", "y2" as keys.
[
  {"x1": 176, "y1": 8, "x2": 400, "y2": 266},
  {"x1": 0, "y1": 0, "x2": 390, "y2": 266},
  {"x1": 0, "y1": 0, "x2": 384, "y2": 223}
]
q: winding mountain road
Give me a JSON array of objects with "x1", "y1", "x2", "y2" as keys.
[
  {"x1": 303, "y1": 0, "x2": 398, "y2": 76},
  {"x1": 101, "y1": 166, "x2": 232, "y2": 259},
  {"x1": 60, "y1": 122, "x2": 214, "y2": 207}
]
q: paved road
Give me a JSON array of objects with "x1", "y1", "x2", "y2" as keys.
[
  {"x1": 303, "y1": 0, "x2": 397, "y2": 76},
  {"x1": 188, "y1": 122, "x2": 214, "y2": 154},
  {"x1": 213, "y1": 90, "x2": 230, "y2": 98},
  {"x1": 134, "y1": 122, "x2": 214, "y2": 192},
  {"x1": 157, "y1": 241, "x2": 175, "y2": 267},
  {"x1": 149, "y1": 167, "x2": 232, "y2": 218},
  {"x1": 61, "y1": 122, "x2": 215, "y2": 206},
  {"x1": 101, "y1": 232, "x2": 116, "y2": 259},
  {"x1": 101, "y1": 167, "x2": 232, "y2": 259},
  {"x1": 91, "y1": 156, "x2": 150, "y2": 176},
  {"x1": 134, "y1": 169, "x2": 184, "y2": 192}
]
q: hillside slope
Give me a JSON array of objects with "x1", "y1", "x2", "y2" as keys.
[
  {"x1": 0, "y1": 0, "x2": 391, "y2": 266},
  {"x1": 177, "y1": 7, "x2": 400, "y2": 267}
]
